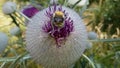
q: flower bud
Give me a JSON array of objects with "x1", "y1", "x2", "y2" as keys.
[
  {"x1": 10, "y1": 26, "x2": 20, "y2": 36},
  {"x1": 86, "y1": 42, "x2": 92, "y2": 49},
  {"x1": 2, "y1": 1, "x2": 16, "y2": 14},
  {"x1": 0, "y1": 32, "x2": 8, "y2": 53},
  {"x1": 88, "y1": 31, "x2": 97, "y2": 40}
]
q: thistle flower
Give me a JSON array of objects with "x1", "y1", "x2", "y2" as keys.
[
  {"x1": 2, "y1": 1, "x2": 16, "y2": 14},
  {"x1": 0, "y1": 32, "x2": 8, "y2": 53},
  {"x1": 68, "y1": 0, "x2": 89, "y2": 6},
  {"x1": 10, "y1": 26, "x2": 20, "y2": 36},
  {"x1": 26, "y1": 5, "x2": 89, "y2": 68},
  {"x1": 22, "y1": 5, "x2": 39, "y2": 18},
  {"x1": 88, "y1": 31, "x2": 97, "y2": 40}
]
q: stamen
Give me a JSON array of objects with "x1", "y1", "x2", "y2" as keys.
[{"x1": 42, "y1": 5, "x2": 74, "y2": 47}]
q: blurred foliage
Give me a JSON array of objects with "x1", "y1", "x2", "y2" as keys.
[
  {"x1": 0, "y1": 0, "x2": 120, "y2": 68},
  {"x1": 88, "y1": 0, "x2": 120, "y2": 35}
]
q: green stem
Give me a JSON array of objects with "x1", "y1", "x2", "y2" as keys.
[
  {"x1": 0, "y1": 62, "x2": 6, "y2": 68},
  {"x1": 9, "y1": 52, "x2": 28, "y2": 68},
  {"x1": 13, "y1": 13, "x2": 25, "y2": 25},
  {"x1": 82, "y1": 54, "x2": 96, "y2": 68},
  {"x1": 79, "y1": 0, "x2": 88, "y2": 16},
  {"x1": 0, "y1": 57, "x2": 16, "y2": 62},
  {"x1": 0, "y1": 53, "x2": 30, "y2": 62},
  {"x1": 90, "y1": 38, "x2": 120, "y2": 42},
  {"x1": 9, "y1": 14, "x2": 19, "y2": 27},
  {"x1": 63, "y1": 0, "x2": 68, "y2": 6},
  {"x1": 71, "y1": 0, "x2": 81, "y2": 9}
]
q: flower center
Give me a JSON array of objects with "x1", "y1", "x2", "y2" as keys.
[{"x1": 42, "y1": 5, "x2": 74, "y2": 47}]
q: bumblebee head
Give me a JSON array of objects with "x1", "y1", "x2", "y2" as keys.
[{"x1": 52, "y1": 11, "x2": 65, "y2": 28}]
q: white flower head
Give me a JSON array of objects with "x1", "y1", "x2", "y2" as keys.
[
  {"x1": 2, "y1": 1, "x2": 16, "y2": 14},
  {"x1": 68, "y1": 0, "x2": 89, "y2": 6},
  {"x1": 88, "y1": 31, "x2": 97, "y2": 40},
  {"x1": 0, "y1": 32, "x2": 8, "y2": 53},
  {"x1": 26, "y1": 5, "x2": 89, "y2": 68},
  {"x1": 10, "y1": 26, "x2": 20, "y2": 36}
]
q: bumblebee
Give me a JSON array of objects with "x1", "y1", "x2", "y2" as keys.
[{"x1": 52, "y1": 11, "x2": 65, "y2": 28}]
